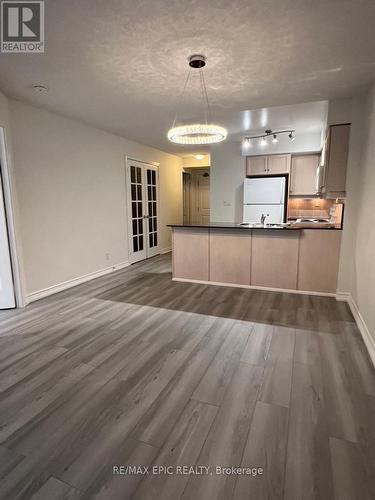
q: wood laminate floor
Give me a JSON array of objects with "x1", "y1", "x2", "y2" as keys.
[{"x1": 0, "y1": 254, "x2": 374, "y2": 500}]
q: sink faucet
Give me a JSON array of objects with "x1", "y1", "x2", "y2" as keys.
[{"x1": 260, "y1": 213, "x2": 268, "y2": 225}]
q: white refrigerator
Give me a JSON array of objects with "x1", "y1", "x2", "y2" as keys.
[{"x1": 243, "y1": 177, "x2": 286, "y2": 224}]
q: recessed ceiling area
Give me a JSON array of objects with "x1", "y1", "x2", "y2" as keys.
[
  {"x1": 235, "y1": 100, "x2": 329, "y2": 155},
  {"x1": 0, "y1": 0, "x2": 374, "y2": 155}
]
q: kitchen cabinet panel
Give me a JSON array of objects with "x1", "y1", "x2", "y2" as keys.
[
  {"x1": 172, "y1": 227, "x2": 209, "y2": 281},
  {"x1": 325, "y1": 124, "x2": 350, "y2": 197},
  {"x1": 209, "y1": 229, "x2": 251, "y2": 285},
  {"x1": 298, "y1": 230, "x2": 341, "y2": 293},
  {"x1": 246, "y1": 156, "x2": 267, "y2": 175},
  {"x1": 251, "y1": 231, "x2": 299, "y2": 290},
  {"x1": 267, "y1": 154, "x2": 291, "y2": 174},
  {"x1": 246, "y1": 155, "x2": 291, "y2": 176},
  {"x1": 290, "y1": 154, "x2": 320, "y2": 196}
]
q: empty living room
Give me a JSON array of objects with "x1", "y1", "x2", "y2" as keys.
[{"x1": 0, "y1": 1, "x2": 374, "y2": 499}]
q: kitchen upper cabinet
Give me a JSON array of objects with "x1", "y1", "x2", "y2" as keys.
[
  {"x1": 324, "y1": 124, "x2": 351, "y2": 197},
  {"x1": 246, "y1": 154, "x2": 291, "y2": 176},
  {"x1": 246, "y1": 156, "x2": 268, "y2": 175},
  {"x1": 290, "y1": 154, "x2": 320, "y2": 196},
  {"x1": 267, "y1": 154, "x2": 291, "y2": 174}
]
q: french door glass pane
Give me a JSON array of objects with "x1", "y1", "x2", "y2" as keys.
[
  {"x1": 132, "y1": 202, "x2": 137, "y2": 218},
  {"x1": 130, "y1": 165, "x2": 143, "y2": 253},
  {"x1": 146, "y1": 168, "x2": 158, "y2": 248}
]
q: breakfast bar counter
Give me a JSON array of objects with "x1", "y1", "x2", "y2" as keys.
[{"x1": 168, "y1": 223, "x2": 342, "y2": 295}]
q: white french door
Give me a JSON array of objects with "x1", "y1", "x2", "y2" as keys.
[{"x1": 126, "y1": 159, "x2": 159, "y2": 263}]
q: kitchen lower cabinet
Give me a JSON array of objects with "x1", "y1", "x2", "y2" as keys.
[
  {"x1": 209, "y1": 229, "x2": 251, "y2": 285},
  {"x1": 290, "y1": 154, "x2": 320, "y2": 196},
  {"x1": 251, "y1": 231, "x2": 299, "y2": 290},
  {"x1": 171, "y1": 227, "x2": 342, "y2": 296},
  {"x1": 297, "y1": 230, "x2": 341, "y2": 293},
  {"x1": 172, "y1": 227, "x2": 209, "y2": 281}
]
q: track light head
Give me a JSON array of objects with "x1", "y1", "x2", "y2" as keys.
[
  {"x1": 272, "y1": 134, "x2": 278, "y2": 143},
  {"x1": 289, "y1": 131, "x2": 295, "y2": 141},
  {"x1": 242, "y1": 138, "x2": 251, "y2": 149}
]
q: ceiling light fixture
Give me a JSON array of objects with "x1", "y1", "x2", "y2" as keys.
[
  {"x1": 242, "y1": 138, "x2": 251, "y2": 150},
  {"x1": 243, "y1": 129, "x2": 296, "y2": 146},
  {"x1": 31, "y1": 83, "x2": 49, "y2": 94},
  {"x1": 167, "y1": 55, "x2": 227, "y2": 145}
]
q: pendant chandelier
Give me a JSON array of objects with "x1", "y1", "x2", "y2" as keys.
[{"x1": 167, "y1": 55, "x2": 227, "y2": 145}]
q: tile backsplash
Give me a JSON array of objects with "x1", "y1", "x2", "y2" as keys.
[{"x1": 288, "y1": 198, "x2": 344, "y2": 224}]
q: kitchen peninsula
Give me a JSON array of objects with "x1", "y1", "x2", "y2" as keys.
[{"x1": 168, "y1": 223, "x2": 342, "y2": 295}]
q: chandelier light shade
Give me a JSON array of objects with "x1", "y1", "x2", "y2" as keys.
[
  {"x1": 167, "y1": 124, "x2": 227, "y2": 145},
  {"x1": 167, "y1": 55, "x2": 227, "y2": 145}
]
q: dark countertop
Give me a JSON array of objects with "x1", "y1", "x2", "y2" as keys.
[{"x1": 167, "y1": 222, "x2": 342, "y2": 230}]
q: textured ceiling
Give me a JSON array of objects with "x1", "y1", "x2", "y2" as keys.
[{"x1": 0, "y1": 0, "x2": 374, "y2": 155}]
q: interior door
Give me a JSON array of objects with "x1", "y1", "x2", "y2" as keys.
[
  {"x1": 197, "y1": 171, "x2": 210, "y2": 223},
  {"x1": 145, "y1": 165, "x2": 159, "y2": 257},
  {"x1": 127, "y1": 159, "x2": 159, "y2": 263},
  {"x1": 0, "y1": 169, "x2": 15, "y2": 309}
]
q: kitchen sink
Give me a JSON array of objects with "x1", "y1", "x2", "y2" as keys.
[
  {"x1": 238, "y1": 223, "x2": 264, "y2": 227},
  {"x1": 238, "y1": 222, "x2": 290, "y2": 228}
]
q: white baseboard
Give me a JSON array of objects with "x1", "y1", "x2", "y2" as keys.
[
  {"x1": 172, "y1": 277, "x2": 336, "y2": 297},
  {"x1": 337, "y1": 292, "x2": 375, "y2": 367},
  {"x1": 27, "y1": 261, "x2": 130, "y2": 303},
  {"x1": 160, "y1": 247, "x2": 171, "y2": 254}
]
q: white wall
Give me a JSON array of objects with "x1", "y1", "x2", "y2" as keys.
[
  {"x1": 182, "y1": 154, "x2": 210, "y2": 169},
  {"x1": 336, "y1": 96, "x2": 364, "y2": 293},
  {"x1": 337, "y1": 86, "x2": 375, "y2": 350},
  {"x1": 210, "y1": 142, "x2": 245, "y2": 223},
  {"x1": 9, "y1": 100, "x2": 182, "y2": 297}
]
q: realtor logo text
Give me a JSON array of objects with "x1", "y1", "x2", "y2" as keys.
[{"x1": 1, "y1": 1, "x2": 44, "y2": 52}]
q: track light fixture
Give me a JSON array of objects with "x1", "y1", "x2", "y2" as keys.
[{"x1": 242, "y1": 129, "x2": 296, "y2": 148}]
